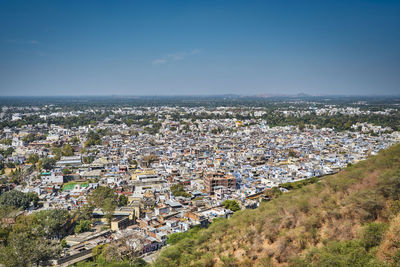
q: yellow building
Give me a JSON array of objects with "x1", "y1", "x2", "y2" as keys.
[{"x1": 131, "y1": 168, "x2": 156, "y2": 180}]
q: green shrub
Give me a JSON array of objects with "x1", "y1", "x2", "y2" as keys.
[
  {"x1": 361, "y1": 222, "x2": 388, "y2": 250},
  {"x1": 166, "y1": 226, "x2": 200, "y2": 245},
  {"x1": 305, "y1": 240, "x2": 381, "y2": 267},
  {"x1": 170, "y1": 184, "x2": 191, "y2": 198},
  {"x1": 376, "y1": 170, "x2": 400, "y2": 200},
  {"x1": 0, "y1": 190, "x2": 30, "y2": 210},
  {"x1": 75, "y1": 220, "x2": 91, "y2": 234},
  {"x1": 222, "y1": 200, "x2": 240, "y2": 212}
]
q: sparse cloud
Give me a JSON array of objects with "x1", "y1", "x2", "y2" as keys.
[
  {"x1": 4, "y1": 39, "x2": 41, "y2": 45},
  {"x1": 28, "y1": 40, "x2": 40, "y2": 45},
  {"x1": 4, "y1": 39, "x2": 44, "y2": 56},
  {"x1": 152, "y1": 59, "x2": 167, "y2": 65},
  {"x1": 152, "y1": 49, "x2": 201, "y2": 65}
]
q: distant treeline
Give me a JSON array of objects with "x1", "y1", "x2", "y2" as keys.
[
  {"x1": 1, "y1": 109, "x2": 399, "y2": 131},
  {"x1": 1, "y1": 95, "x2": 400, "y2": 108}
]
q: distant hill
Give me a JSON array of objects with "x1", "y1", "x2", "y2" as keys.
[
  {"x1": 154, "y1": 144, "x2": 400, "y2": 266},
  {"x1": 254, "y1": 93, "x2": 312, "y2": 98}
]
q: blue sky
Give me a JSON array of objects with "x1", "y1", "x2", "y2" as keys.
[{"x1": 0, "y1": 0, "x2": 399, "y2": 96}]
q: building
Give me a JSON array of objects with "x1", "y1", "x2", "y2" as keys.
[
  {"x1": 204, "y1": 172, "x2": 236, "y2": 195},
  {"x1": 131, "y1": 169, "x2": 157, "y2": 180},
  {"x1": 41, "y1": 171, "x2": 64, "y2": 184},
  {"x1": 111, "y1": 216, "x2": 132, "y2": 231},
  {"x1": 56, "y1": 156, "x2": 82, "y2": 167}
]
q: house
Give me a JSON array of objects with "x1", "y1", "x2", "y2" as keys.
[
  {"x1": 57, "y1": 156, "x2": 82, "y2": 167},
  {"x1": 204, "y1": 172, "x2": 236, "y2": 195},
  {"x1": 41, "y1": 171, "x2": 64, "y2": 184}
]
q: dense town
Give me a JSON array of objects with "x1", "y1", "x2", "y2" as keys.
[{"x1": 0, "y1": 98, "x2": 399, "y2": 266}]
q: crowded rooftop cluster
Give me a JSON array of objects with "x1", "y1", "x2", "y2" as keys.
[{"x1": 0, "y1": 96, "x2": 399, "y2": 266}]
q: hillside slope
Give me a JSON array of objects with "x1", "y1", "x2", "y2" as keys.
[{"x1": 154, "y1": 144, "x2": 400, "y2": 266}]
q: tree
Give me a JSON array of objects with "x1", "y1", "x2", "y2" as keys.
[
  {"x1": 2, "y1": 147, "x2": 14, "y2": 157},
  {"x1": 288, "y1": 149, "x2": 297, "y2": 158},
  {"x1": 60, "y1": 238, "x2": 68, "y2": 248},
  {"x1": 0, "y1": 213, "x2": 62, "y2": 266},
  {"x1": 62, "y1": 144, "x2": 74, "y2": 156},
  {"x1": 222, "y1": 200, "x2": 240, "y2": 212},
  {"x1": 71, "y1": 136, "x2": 80, "y2": 144},
  {"x1": 22, "y1": 134, "x2": 36, "y2": 143},
  {"x1": 27, "y1": 154, "x2": 39, "y2": 164},
  {"x1": 6, "y1": 162, "x2": 15, "y2": 168},
  {"x1": 0, "y1": 139, "x2": 12, "y2": 145},
  {"x1": 33, "y1": 209, "x2": 72, "y2": 239},
  {"x1": 0, "y1": 231, "x2": 60, "y2": 266},
  {"x1": 72, "y1": 204, "x2": 94, "y2": 222},
  {"x1": 88, "y1": 186, "x2": 117, "y2": 207},
  {"x1": 62, "y1": 168, "x2": 72, "y2": 175},
  {"x1": 75, "y1": 220, "x2": 91, "y2": 234},
  {"x1": 361, "y1": 222, "x2": 388, "y2": 250},
  {"x1": 82, "y1": 156, "x2": 95, "y2": 164},
  {"x1": 9, "y1": 167, "x2": 26, "y2": 185},
  {"x1": 87, "y1": 186, "x2": 118, "y2": 223},
  {"x1": 26, "y1": 192, "x2": 39, "y2": 208},
  {"x1": 298, "y1": 122, "x2": 305, "y2": 131},
  {"x1": 0, "y1": 190, "x2": 30, "y2": 210},
  {"x1": 170, "y1": 184, "x2": 191, "y2": 198},
  {"x1": 85, "y1": 131, "x2": 102, "y2": 147},
  {"x1": 51, "y1": 147, "x2": 62, "y2": 160},
  {"x1": 347, "y1": 162, "x2": 353, "y2": 168},
  {"x1": 41, "y1": 157, "x2": 56, "y2": 170},
  {"x1": 117, "y1": 233, "x2": 147, "y2": 260},
  {"x1": 129, "y1": 159, "x2": 138, "y2": 167},
  {"x1": 143, "y1": 154, "x2": 158, "y2": 167},
  {"x1": 118, "y1": 194, "x2": 128, "y2": 207},
  {"x1": 101, "y1": 243, "x2": 126, "y2": 262},
  {"x1": 264, "y1": 187, "x2": 283, "y2": 200},
  {"x1": 103, "y1": 198, "x2": 117, "y2": 223}
]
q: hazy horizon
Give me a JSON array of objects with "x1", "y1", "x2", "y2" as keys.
[
  {"x1": 1, "y1": 93, "x2": 400, "y2": 98},
  {"x1": 1, "y1": 0, "x2": 400, "y2": 96}
]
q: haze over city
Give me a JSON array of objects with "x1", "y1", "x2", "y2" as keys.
[{"x1": 1, "y1": 0, "x2": 400, "y2": 96}]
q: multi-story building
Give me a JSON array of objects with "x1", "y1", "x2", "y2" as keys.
[{"x1": 204, "y1": 172, "x2": 236, "y2": 194}]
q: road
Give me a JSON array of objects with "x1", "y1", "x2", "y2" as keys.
[{"x1": 141, "y1": 247, "x2": 164, "y2": 263}]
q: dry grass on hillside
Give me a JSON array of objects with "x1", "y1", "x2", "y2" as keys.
[{"x1": 154, "y1": 144, "x2": 400, "y2": 267}]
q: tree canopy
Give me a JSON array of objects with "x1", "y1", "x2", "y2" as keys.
[
  {"x1": 0, "y1": 190, "x2": 31, "y2": 210},
  {"x1": 170, "y1": 184, "x2": 191, "y2": 198},
  {"x1": 88, "y1": 186, "x2": 118, "y2": 223},
  {"x1": 222, "y1": 199, "x2": 240, "y2": 212},
  {"x1": 41, "y1": 157, "x2": 56, "y2": 170}
]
